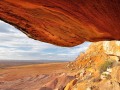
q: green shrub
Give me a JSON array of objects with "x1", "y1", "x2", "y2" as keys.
[{"x1": 99, "y1": 61, "x2": 113, "y2": 73}]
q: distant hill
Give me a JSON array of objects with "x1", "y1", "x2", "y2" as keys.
[{"x1": 0, "y1": 60, "x2": 69, "y2": 68}]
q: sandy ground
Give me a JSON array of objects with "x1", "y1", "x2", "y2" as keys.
[{"x1": 0, "y1": 62, "x2": 75, "y2": 90}]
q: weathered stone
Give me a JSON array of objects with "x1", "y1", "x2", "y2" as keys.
[
  {"x1": 66, "y1": 41, "x2": 120, "y2": 90},
  {"x1": 111, "y1": 66, "x2": 120, "y2": 83},
  {"x1": 103, "y1": 41, "x2": 120, "y2": 56},
  {"x1": 0, "y1": 1, "x2": 120, "y2": 46}
]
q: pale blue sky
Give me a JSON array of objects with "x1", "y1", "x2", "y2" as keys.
[{"x1": 0, "y1": 20, "x2": 91, "y2": 61}]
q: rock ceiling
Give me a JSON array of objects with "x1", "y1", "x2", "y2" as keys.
[{"x1": 0, "y1": 0, "x2": 120, "y2": 47}]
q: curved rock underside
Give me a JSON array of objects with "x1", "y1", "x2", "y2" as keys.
[{"x1": 0, "y1": 0, "x2": 120, "y2": 47}]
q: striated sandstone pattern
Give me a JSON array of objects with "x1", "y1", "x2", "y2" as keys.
[{"x1": 0, "y1": 0, "x2": 120, "y2": 46}]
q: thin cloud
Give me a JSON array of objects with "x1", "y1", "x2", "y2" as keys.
[{"x1": 0, "y1": 20, "x2": 91, "y2": 61}]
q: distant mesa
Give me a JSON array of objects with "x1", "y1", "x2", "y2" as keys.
[{"x1": 0, "y1": 0, "x2": 120, "y2": 46}]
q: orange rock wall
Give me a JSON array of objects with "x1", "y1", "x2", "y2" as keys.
[{"x1": 66, "y1": 41, "x2": 120, "y2": 90}]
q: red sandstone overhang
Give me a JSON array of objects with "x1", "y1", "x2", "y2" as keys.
[{"x1": 0, "y1": 0, "x2": 120, "y2": 47}]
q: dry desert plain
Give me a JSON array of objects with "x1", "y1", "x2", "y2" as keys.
[{"x1": 0, "y1": 61, "x2": 75, "y2": 90}]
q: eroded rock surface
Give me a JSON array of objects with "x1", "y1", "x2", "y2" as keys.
[
  {"x1": 65, "y1": 41, "x2": 120, "y2": 90},
  {"x1": 0, "y1": 0, "x2": 120, "y2": 46}
]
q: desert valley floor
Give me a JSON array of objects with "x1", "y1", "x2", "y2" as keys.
[{"x1": 0, "y1": 61, "x2": 75, "y2": 90}]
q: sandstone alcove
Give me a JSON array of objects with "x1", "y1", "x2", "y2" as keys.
[{"x1": 0, "y1": 1, "x2": 120, "y2": 90}]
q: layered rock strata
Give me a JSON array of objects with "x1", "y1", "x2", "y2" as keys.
[{"x1": 0, "y1": 0, "x2": 120, "y2": 46}]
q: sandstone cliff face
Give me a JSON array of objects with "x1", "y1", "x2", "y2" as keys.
[
  {"x1": 0, "y1": 0, "x2": 120, "y2": 46},
  {"x1": 65, "y1": 41, "x2": 120, "y2": 90},
  {"x1": 103, "y1": 41, "x2": 120, "y2": 56}
]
